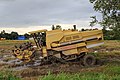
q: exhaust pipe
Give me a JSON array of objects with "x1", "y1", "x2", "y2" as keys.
[{"x1": 73, "y1": 25, "x2": 77, "y2": 30}]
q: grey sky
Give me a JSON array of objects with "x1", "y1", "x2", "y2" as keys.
[{"x1": 0, "y1": 0, "x2": 101, "y2": 28}]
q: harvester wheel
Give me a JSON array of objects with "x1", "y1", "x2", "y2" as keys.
[{"x1": 83, "y1": 54, "x2": 96, "y2": 66}]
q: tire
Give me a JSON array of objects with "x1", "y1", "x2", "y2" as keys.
[{"x1": 83, "y1": 54, "x2": 96, "y2": 66}]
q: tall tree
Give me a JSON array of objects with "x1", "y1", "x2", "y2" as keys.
[
  {"x1": 11, "y1": 31, "x2": 18, "y2": 40},
  {"x1": 56, "y1": 25, "x2": 62, "y2": 30},
  {"x1": 1, "y1": 30, "x2": 6, "y2": 38},
  {"x1": 52, "y1": 25, "x2": 55, "y2": 30},
  {"x1": 90, "y1": 0, "x2": 120, "y2": 39}
]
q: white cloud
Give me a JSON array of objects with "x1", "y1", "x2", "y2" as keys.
[
  {"x1": 0, "y1": 23, "x2": 102, "y2": 34},
  {"x1": 0, "y1": 0, "x2": 102, "y2": 34}
]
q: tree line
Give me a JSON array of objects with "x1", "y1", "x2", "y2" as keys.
[
  {"x1": 0, "y1": 27, "x2": 119, "y2": 40},
  {"x1": 89, "y1": 0, "x2": 120, "y2": 40},
  {"x1": 0, "y1": 30, "x2": 30, "y2": 40}
]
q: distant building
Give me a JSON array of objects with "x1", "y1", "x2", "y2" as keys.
[
  {"x1": 0, "y1": 38, "x2": 6, "y2": 40},
  {"x1": 18, "y1": 36, "x2": 26, "y2": 40}
]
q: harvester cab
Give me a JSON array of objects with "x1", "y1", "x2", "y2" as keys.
[{"x1": 29, "y1": 29, "x2": 47, "y2": 49}]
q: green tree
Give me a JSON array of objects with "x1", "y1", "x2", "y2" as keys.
[
  {"x1": 89, "y1": 0, "x2": 120, "y2": 40},
  {"x1": 0, "y1": 30, "x2": 11, "y2": 39},
  {"x1": 24, "y1": 33, "x2": 30, "y2": 39},
  {"x1": 81, "y1": 28, "x2": 85, "y2": 31},
  {"x1": 4, "y1": 33, "x2": 11, "y2": 40},
  {"x1": 51, "y1": 25, "x2": 62, "y2": 30},
  {"x1": 10, "y1": 31, "x2": 18, "y2": 40},
  {"x1": 56, "y1": 25, "x2": 62, "y2": 30},
  {"x1": 0, "y1": 30, "x2": 6, "y2": 38},
  {"x1": 1, "y1": 30, "x2": 5, "y2": 34},
  {"x1": 90, "y1": 16, "x2": 98, "y2": 27},
  {"x1": 52, "y1": 25, "x2": 55, "y2": 30}
]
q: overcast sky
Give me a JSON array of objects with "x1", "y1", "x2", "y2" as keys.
[{"x1": 0, "y1": 0, "x2": 102, "y2": 34}]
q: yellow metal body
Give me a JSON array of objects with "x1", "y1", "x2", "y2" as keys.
[
  {"x1": 29, "y1": 29, "x2": 47, "y2": 34},
  {"x1": 13, "y1": 49, "x2": 33, "y2": 62},
  {"x1": 42, "y1": 46, "x2": 47, "y2": 57},
  {"x1": 29, "y1": 29, "x2": 103, "y2": 58}
]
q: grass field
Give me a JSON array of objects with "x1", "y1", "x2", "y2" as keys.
[{"x1": 0, "y1": 40, "x2": 120, "y2": 80}]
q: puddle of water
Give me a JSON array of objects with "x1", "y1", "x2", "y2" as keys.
[
  {"x1": 0, "y1": 54, "x2": 42, "y2": 71},
  {"x1": 33, "y1": 62, "x2": 41, "y2": 66},
  {"x1": 8, "y1": 59, "x2": 23, "y2": 64},
  {"x1": 10, "y1": 64, "x2": 28, "y2": 71},
  {"x1": 25, "y1": 60, "x2": 41, "y2": 67},
  {"x1": 0, "y1": 58, "x2": 8, "y2": 64},
  {"x1": 0, "y1": 57, "x2": 23, "y2": 68},
  {"x1": 33, "y1": 60, "x2": 41, "y2": 66},
  {"x1": 0, "y1": 54, "x2": 29, "y2": 71}
]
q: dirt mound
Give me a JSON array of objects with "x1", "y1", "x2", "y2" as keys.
[
  {"x1": 20, "y1": 62, "x2": 83, "y2": 77},
  {"x1": 20, "y1": 61, "x2": 103, "y2": 78}
]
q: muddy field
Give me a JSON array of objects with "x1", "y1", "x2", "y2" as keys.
[{"x1": 0, "y1": 40, "x2": 120, "y2": 80}]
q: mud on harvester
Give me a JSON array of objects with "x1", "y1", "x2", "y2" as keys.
[{"x1": 13, "y1": 25, "x2": 104, "y2": 66}]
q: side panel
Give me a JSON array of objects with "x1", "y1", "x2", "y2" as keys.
[
  {"x1": 42, "y1": 47, "x2": 47, "y2": 57},
  {"x1": 52, "y1": 42, "x2": 86, "y2": 51},
  {"x1": 60, "y1": 31, "x2": 82, "y2": 43},
  {"x1": 77, "y1": 47, "x2": 89, "y2": 53},
  {"x1": 81, "y1": 30, "x2": 103, "y2": 40},
  {"x1": 46, "y1": 30, "x2": 63, "y2": 49},
  {"x1": 47, "y1": 30, "x2": 103, "y2": 56},
  {"x1": 62, "y1": 48, "x2": 78, "y2": 55}
]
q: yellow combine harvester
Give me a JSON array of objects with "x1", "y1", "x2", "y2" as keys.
[{"x1": 13, "y1": 26, "x2": 104, "y2": 66}]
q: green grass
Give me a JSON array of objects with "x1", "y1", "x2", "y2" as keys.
[
  {"x1": 40, "y1": 72, "x2": 120, "y2": 80},
  {"x1": 0, "y1": 71, "x2": 21, "y2": 80},
  {"x1": 1, "y1": 65, "x2": 120, "y2": 80},
  {"x1": 40, "y1": 61, "x2": 120, "y2": 80},
  {"x1": 40, "y1": 64, "x2": 120, "y2": 80}
]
